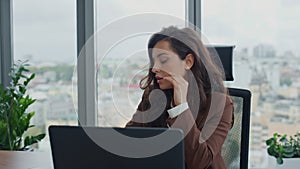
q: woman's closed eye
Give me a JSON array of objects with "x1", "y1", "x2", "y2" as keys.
[{"x1": 160, "y1": 58, "x2": 168, "y2": 64}]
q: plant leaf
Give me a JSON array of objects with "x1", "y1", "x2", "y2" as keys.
[
  {"x1": 282, "y1": 152, "x2": 294, "y2": 158},
  {"x1": 283, "y1": 146, "x2": 294, "y2": 153},
  {"x1": 266, "y1": 138, "x2": 275, "y2": 146},
  {"x1": 24, "y1": 134, "x2": 46, "y2": 148},
  {"x1": 267, "y1": 147, "x2": 276, "y2": 157},
  {"x1": 276, "y1": 157, "x2": 283, "y2": 165}
]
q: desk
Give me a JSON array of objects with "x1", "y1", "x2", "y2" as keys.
[{"x1": 0, "y1": 150, "x2": 53, "y2": 169}]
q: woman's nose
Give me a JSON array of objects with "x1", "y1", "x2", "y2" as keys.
[{"x1": 151, "y1": 63, "x2": 160, "y2": 73}]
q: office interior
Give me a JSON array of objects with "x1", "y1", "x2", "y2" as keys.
[{"x1": 1, "y1": 0, "x2": 300, "y2": 169}]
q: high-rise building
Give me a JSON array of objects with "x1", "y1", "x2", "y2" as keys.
[{"x1": 253, "y1": 44, "x2": 276, "y2": 58}]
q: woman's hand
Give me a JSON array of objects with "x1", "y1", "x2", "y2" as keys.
[{"x1": 163, "y1": 72, "x2": 188, "y2": 106}]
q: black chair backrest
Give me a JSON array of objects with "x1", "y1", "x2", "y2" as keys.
[
  {"x1": 222, "y1": 88, "x2": 251, "y2": 169},
  {"x1": 206, "y1": 45, "x2": 235, "y2": 81}
]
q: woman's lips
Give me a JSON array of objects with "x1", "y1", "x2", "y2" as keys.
[{"x1": 156, "y1": 76, "x2": 163, "y2": 83}]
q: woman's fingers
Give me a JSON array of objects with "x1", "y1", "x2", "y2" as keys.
[
  {"x1": 164, "y1": 71, "x2": 187, "y2": 85},
  {"x1": 163, "y1": 72, "x2": 189, "y2": 106},
  {"x1": 162, "y1": 76, "x2": 175, "y2": 85}
]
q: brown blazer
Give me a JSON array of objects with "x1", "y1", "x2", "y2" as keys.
[{"x1": 126, "y1": 88, "x2": 233, "y2": 169}]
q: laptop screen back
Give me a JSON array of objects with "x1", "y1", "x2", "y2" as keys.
[{"x1": 49, "y1": 126, "x2": 185, "y2": 169}]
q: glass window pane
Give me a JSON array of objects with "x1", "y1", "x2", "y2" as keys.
[
  {"x1": 203, "y1": 0, "x2": 300, "y2": 168},
  {"x1": 95, "y1": 0, "x2": 186, "y2": 127},
  {"x1": 13, "y1": 0, "x2": 77, "y2": 151}
]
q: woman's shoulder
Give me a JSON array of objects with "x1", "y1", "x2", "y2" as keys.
[
  {"x1": 210, "y1": 91, "x2": 233, "y2": 106},
  {"x1": 210, "y1": 91, "x2": 234, "y2": 124}
]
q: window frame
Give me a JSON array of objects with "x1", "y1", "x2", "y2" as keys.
[
  {"x1": 0, "y1": 0, "x2": 13, "y2": 88},
  {"x1": 188, "y1": 0, "x2": 201, "y2": 32},
  {"x1": 77, "y1": 0, "x2": 97, "y2": 126}
]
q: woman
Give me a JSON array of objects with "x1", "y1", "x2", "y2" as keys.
[{"x1": 126, "y1": 26, "x2": 233, "y2": 169}]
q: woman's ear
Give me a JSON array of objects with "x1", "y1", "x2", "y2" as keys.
[{"x1": 184, "y1": 54, "x2": 194, "y2": 70}]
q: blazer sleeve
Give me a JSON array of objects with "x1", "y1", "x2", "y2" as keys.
[
  {"x1": 125, "y1": 100, "x2": 146, "y2": 127},
  {"x1": 166, "y1": 95, "x2": 233, "y2": 169},
  {"x1": 126, "y1": 114, "x2": 145, "y2": 127}
]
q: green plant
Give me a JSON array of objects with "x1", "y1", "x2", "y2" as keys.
[
  {"x1": 266, "y1": 132, "x2": 300, "y2": 165},
  {"x1": 0, "y1": 61, "x2": 45, "y2": 150}
]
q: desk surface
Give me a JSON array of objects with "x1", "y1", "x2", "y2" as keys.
[{"x1": 0, "y1": 150, "x2": 53, "y2": 169}]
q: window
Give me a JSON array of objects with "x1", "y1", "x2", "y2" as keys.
[
  {"x1": 95, "y1": 0, "x2": 186, "y2": 127},
  {"x1": 13, "y1": 0, "x2": 77, "y2": 151},
  {"x1": 203, "y1": 0, "x2": 300, "y2": 168}
]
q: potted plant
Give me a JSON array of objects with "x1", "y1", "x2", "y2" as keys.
[
  {"x1": 0, "y1": 61, "x2": 45, "y2": 151},
  {"x1": 266, "y1": 132, "x2": 300, "y2": 168}
]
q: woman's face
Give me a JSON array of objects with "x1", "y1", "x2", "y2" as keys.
[{"x1": 151, "y1": 40, "x2": 187, "y2": 89}]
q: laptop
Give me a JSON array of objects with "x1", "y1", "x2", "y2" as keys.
[{"x1": 49, "y1": 125, "x2": 185, "y2": 169}]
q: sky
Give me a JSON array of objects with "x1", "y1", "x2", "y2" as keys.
[
  {"x1": 13, "y1": 0, "x2": 300, "y2": 64},
  {"x1": 13, "y1": 0, "x2": 76, "y2": 64},
  {"x1": 202, "y1": 0, "x2": 300, "y2": 56}
]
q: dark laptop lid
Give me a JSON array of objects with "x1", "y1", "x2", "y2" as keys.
[{"x1": 49, "y1": 125, "x2": 185, "y2": 169}]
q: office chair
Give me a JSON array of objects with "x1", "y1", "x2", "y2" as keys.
[
  {"x1": 208, "y1": 46, "x2": 251, "y2": 169},
  {"x1": 222, "y1": 88, "x2": 251, "y2": 169}
]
